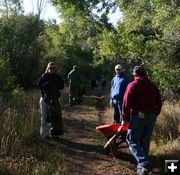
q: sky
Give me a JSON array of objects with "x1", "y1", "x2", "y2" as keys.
[
  {"x1": 23, "y1": 0, "x2": 61, "y2": 23},
  {"x1": 23, "y1": 0, "x2": 122, "y2": 25}
]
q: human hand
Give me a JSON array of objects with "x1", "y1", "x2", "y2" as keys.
[
  {"x1": 109, "y1": 99, "x2": 113, "y2": 106},
  {"x1": 121, "y1": 119, "x2": 127, "y2": 127}
]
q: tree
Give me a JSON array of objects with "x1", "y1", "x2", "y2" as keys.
[
  {"x1": 115, "y1": 0, "x2": 180, "y2": 99},
  {"x1": 0, "y1": 15, "x2": 45, "y2": 93},
  {"x1": 0, "y1": 0, "x2": 24, "y2": 17}
]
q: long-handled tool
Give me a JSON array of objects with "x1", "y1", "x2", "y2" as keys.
[{"x1": 104, "y1": 125, "x2": 123, "y2": 149}]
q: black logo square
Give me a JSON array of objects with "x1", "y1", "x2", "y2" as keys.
[{"x1": 165, "y1": 160, "x2": 180, "y2": 175}]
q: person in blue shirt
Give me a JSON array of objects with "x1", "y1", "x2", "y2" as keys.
[
  {"x1": 100, "y1": 75, "x2": 106, "y2": 90},
  {"x1": 110, "y1": 64, "x2": 129, "y2": 123}
]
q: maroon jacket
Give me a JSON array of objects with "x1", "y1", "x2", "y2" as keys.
[{"x1": 122, "y1": 76, "x2": 162, "y2": 121}]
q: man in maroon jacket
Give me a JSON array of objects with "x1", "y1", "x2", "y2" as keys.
[{"x1": 121, "y1": 66, "x2": 162, "y2": 175}]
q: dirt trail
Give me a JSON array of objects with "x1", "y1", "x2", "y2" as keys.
[{"x1": 52, "y1": 90, "x2": 139, "y2": 175}]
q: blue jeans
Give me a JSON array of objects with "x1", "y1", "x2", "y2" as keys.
[
  {"x1": 126, "y1": 114, "x2": 156, "y2": 170},
  {"x1": 112, "y1": 100, "x2": 122, "y2": 123}
]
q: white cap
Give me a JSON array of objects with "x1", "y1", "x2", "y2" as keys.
[{"x1": 115, "y1": 64, "x2": 125, "y2": 72}]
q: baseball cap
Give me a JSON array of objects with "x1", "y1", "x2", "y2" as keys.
[
  {"x1": 115, "y1": 64, "x2": 125, "y2": 72},
  {"x1": 133, "y1": 66, "x2": 146, "y2": 76}
]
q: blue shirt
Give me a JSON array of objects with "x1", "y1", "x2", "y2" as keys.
[{"x1": 110, "y1": 74, "x2": 129, "y2": 106}]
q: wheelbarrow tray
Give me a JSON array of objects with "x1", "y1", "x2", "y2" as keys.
[
  {"x1": 96, "y1": 123, "x2": 129, "y2": 158},
  {"x1": 96, "y1": 123, "x2": 128, "y2": 138}
]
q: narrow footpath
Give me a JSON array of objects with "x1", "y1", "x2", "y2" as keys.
[{"x1": 53, "y1": 91, "x2": 137, "y2": 175}]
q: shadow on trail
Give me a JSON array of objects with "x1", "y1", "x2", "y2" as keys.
[
  {"x1": 63, "y1": 117, "x2": 101, "y2": 140},
  {"x1": 54, "y1": 137, "x2": 104, "y2": 155}
]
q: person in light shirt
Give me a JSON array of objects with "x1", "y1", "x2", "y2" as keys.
[{"x1": 110, "y1": 64, "x2": 129, "y2": 123}]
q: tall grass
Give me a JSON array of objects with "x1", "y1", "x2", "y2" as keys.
[
  {"x1": 151, "y1": 101, "x2": 180, "y2": 160},
  {"x1": 0, "y1": 88, "x2": 67, "y2": 175},
  {"x1": 153, "y1": 101, "x2": 180, "y2": 140}
]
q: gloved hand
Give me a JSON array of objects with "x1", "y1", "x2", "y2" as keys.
[
  {"x1": 110, "y1": 99, "x2": 117, "y2": 105},
  {"x1": 120, "y1": 119, "x2": 127, "y2": 127}
]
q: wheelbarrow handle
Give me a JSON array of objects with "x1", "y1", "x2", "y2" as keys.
[{"x1": 104, "y1": 125, "x2": 123, "y2": 149}]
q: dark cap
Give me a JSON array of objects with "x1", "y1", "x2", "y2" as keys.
[{"x1": 133, "y1": 66, "x2": 146, "y2": 76}]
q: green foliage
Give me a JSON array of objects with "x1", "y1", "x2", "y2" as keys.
[
  {"x1": 0, "y1": 0, "x2": 24, "y2": 17},
  {"x1": 0, "y1": 58, "x2": 16, "y2": 99},
  {"x1": 114, "y1": 0, "x2": 180, "y2": 99},
  {"x1": 152, "y1": 62, "x2": 180, "y2": 99},
  {"x1": 52, "y1": 0, "x2": 115, "y2": 13},
  {"x1": 0, "y1": 15, "x2": 45, "y2": 93},
  {"x1": 49, "y1": 0, "x2": 179, "y2": 99},
  {"x1": 0, "y1": 0, "x2": 179, "y2": 100}
]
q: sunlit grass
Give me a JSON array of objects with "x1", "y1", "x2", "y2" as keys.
[
  {"x1": 0, "y1": 87, "x2": 179, "y2": 174},
  {"x1": 0, "y1": 89, "x2": 67, "y2": 175},
  {"x1": 150, "y1": 101, "x2": 180, "y2": 163}
]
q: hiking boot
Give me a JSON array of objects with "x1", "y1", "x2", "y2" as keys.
[{"x1": 137, "y1": 167, "x2": 150, "y2": 175}]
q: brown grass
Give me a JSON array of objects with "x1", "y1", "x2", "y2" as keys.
[
  {"x1": 0, "y1": 88, "x2": 67, "y2": 175},
  {"x1": 0, "y1": 88, "x2": 179, "y2": 174}
]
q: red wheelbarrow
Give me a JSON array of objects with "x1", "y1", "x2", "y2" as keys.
[{"x1": 96, "y1": 123, "x2": 129, "y2": 158}]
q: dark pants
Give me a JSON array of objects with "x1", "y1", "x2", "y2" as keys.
[
  {"x1": 69, "y1": 87, "x2": 79, "y2": 107},
  {"x1": 46, "y1": 95, "x2": 64, "y2": 136},
  {"x1": 112, "y1": 101, "x2": 122, "y2": 123}
]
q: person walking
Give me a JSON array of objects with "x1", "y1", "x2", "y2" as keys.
[
  {"x1": 67, "y1": 65, "x2": 81, "y2": 107},
  {"x1": 38, "y1": 62, "x2": 64, "y2": 139},
  {"x1": 110, "y1": 64, "x2": 129, "y2": 123},
  {"x1": 100, "y1": 75, "x2": 106, "y2": 90},
  {"x1": 121, "y1": 66, "x2": 162, "y2": 175}
]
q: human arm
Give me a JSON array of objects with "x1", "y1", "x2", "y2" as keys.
[
  {"x1": 154, "y1": 86, "x2": 162, "y2": 116},
  {"x1": 113, "y1": 77, "x2": 129, "y2": 102},
  {"x1": 38, "y1": 73, "x2": 52, "y2": 91},
  {"x1": 67, "y1": 72, "x2": 70, "y2": 85},
  {"x1": 121, "y1": 84, "x2": 133, "y2": 123},
  {"x1": 55, "y1": 74, "x2": 64, "y2": 90}
]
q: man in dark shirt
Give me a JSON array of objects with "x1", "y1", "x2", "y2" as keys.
[
  {"x1": 121, "y1": 66, "x2": 162, "y2": 175},
  {"x1": 67, "y1": 65, "x2": 81, "y2": 107}
]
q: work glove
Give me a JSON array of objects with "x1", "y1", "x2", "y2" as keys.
[{"x1": 120, "y1": 119, "x2": 127, "y2": 127}]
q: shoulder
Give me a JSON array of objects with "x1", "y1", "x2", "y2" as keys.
[
  {"x1": 40, "y1": 73, "x2": 48, "y2": 78},
  {"x1": 126, "y1": 80, "x2": 136, "y2": 89},
  {"x1": 54, "y1": 73, "x2": 62, "y2": 79},
  {"x1": 122, "y1": 75, "x2": 128, "y2": 81},
  {"x1": 111, "y1": 76, "x2": 116, "y2": 82}
]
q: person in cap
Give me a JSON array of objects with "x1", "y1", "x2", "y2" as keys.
[
  {"x1": 110, "y1": 64, "x2": 129, "y2": 123},
  {"x1": 38, "y1": 62, "x2": 64, "y2": 139},
  {"x1": 67, "y1": 65, "x2": 81, "y2": 107},
  {"x1": 100, "y1": 75, "x2": 106, "y2": 91},
  {"x1": 121, "y1": 66, "x2": 162, "y2": 175}
]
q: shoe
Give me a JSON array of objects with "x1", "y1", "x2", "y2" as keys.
[
  {"x1": 137, "y1": 167, "x2": 149, "y2": 175},
  {"x1": 41, "y1": 135, "x2": 51, "y2": 139}
]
